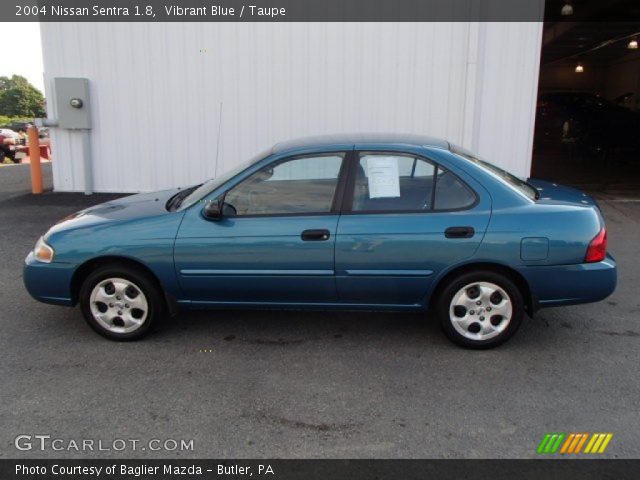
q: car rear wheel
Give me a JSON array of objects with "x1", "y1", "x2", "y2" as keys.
[
  {"x1": 79, "y1": 264, "x2": 163, "y2": 340},
  {"x1": 436, "y1": 270, "x2": 524, "y2": 349}
]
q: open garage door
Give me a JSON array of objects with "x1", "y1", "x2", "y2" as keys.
[{"x1": 533, "y1": 1, "x2": 640, "y2": 191}]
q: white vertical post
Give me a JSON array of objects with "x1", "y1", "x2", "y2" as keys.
[{"x1": 81, "y1": 130, "x2": 93, "y2": 195}]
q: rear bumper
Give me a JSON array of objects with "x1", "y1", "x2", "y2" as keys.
[
  {"x1": 23, "y1": 252, "x2": 76, "y2": 306},
  {"x1": 517, "y1": 254, "x2": 617, "y2": 308}
]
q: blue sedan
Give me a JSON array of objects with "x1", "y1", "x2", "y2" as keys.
[{"x1": 24, "y1": 134, "x2": 617, "y2": 348}]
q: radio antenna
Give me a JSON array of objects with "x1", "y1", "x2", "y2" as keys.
[{"x1": 214, "y1": 101, "x2": 223, "y2": 177}]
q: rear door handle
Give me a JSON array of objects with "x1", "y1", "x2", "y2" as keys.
[
  {"x1": 301, "y1": 229, "x2": 331, "y2": 241},
  {"x1": 445, "y1": 226, "x2": 475, "y2": 239}
]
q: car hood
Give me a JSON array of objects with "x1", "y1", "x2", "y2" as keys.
[
  {"x1": 47, "y1": 188, "x2": 183, "y2": 235},
  {"x1": 527, "y1": 178, "x2": 597, "y2": 207}
]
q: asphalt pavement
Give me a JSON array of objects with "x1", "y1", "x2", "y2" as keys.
[{"x1": 1, "y1": 163, "x2": 639, "y2": 459}]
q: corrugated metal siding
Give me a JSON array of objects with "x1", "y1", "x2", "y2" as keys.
[{"x1": 40, "y1": 21, "x2": 542, "y2": 192}]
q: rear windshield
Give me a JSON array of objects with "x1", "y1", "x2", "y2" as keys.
[{"x1": 452, "y1": 147, "x2": 538, "y2": 201}]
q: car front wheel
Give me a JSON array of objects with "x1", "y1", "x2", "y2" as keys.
[
  {"x1": 436, "y1": 270, "x2": 524, "y2": 349},
  {"x1": 79, "y1": 264, "x2": 163, "y2": 340}
]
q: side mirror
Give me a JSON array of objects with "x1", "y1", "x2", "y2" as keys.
[
  {"x1": 203, "y1": 199, "x2": 237, "y2": 220},
  {"x1": 203, "y1": 200, "x2": 223, "y2": 220}
]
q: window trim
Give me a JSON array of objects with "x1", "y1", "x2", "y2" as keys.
[
  {"x1": 452, "y1": 147, "x2": 538, "y2": 202},
  {"x1": 216, "y1": 151, "x2": 350, "y2": 219},
  {"x1": 341, "y1": 150, "x2": 479, "y2": 215}
]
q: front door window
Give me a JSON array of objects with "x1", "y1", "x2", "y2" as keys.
[{"x1": 225, "y1": 154, "x2": 345, "y2": 216}]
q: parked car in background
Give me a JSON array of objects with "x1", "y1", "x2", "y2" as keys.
[
  {"x1": 0, "y1": 128, "x2": 21, "y2": 141},
  {"x1": 0, "y1": 128, "x2": 19, "y2": 163},
  {"x1": 2, "y1": 121, "x2": 33, "y2": 133},
  {"x1": 535, "y1": 91, "x2": 640, "y2": 156},
  {"x1": 23, "y1": 134, "x2": 616, "y2": 348}
]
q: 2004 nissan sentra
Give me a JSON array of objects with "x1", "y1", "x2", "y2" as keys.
[{"x1": 23, "y1": 134, "x2": 617, "y2": 348}]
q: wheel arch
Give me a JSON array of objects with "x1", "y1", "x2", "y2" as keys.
[
  {"x1": 428, "y1": 262, "x2": 535, "y2": 315},
  {"x1": 70, "y1": 255, "x2": 173, "y2": 312}
]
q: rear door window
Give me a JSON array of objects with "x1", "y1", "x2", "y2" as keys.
[
  {"x1": 350, "y1": 153, "x2": 476, "y2": 213},
  {"x1": 352, "y1": 154, "x2": 436, "y2": 212},
  {"x1": 433, "y1": 170, "x2": 477, "y2": 210}
]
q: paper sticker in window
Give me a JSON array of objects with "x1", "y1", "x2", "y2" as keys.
[{"x1": 366, "y1": 156, "x2": 400, "y2": 199}]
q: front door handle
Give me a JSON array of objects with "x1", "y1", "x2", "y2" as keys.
[
  {"x1": 301, "y1": 229, "x2": 331, "y2": 241},
  {"x1": 445, "y1": 226, "x2": 475, "y2": 239}
]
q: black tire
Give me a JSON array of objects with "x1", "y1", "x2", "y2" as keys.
[
  {"x1": 436, "y1": 270, "x2": 524, "y2": 349},
  {"x1": 0, "y1": 149, "x2": 6, "y2": 162},
  {"x1": 79, "y1": 264, "x2": 164, "y2": 341}
]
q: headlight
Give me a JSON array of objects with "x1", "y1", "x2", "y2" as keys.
[{"x1": 34, "y1": 237, "x2": 54, "y2": 263}]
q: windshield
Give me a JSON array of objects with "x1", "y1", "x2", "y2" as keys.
[
  {"x1": 177, "y1": 149, "x2": 271, "y2": 210},
  {"x1": 452, "y1": 146, "x2": 539, "y2": 201}
]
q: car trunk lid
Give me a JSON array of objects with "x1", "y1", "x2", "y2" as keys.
[{"x1": 527, "y1": 178, "x2": 598, "y2": 208}]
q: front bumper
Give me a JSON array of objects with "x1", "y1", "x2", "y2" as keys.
[
  {"x1": 517, "y1": 253, "x2": 617, "y2": 308},
  {"x1": 23, "y1": 252, "x2": 76, "y2": 306}
]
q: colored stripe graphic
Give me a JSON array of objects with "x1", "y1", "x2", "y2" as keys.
[
  {"x1": 598, "y1": 434, "x2": 613, "y2": 453},
  {"x1": 560, "y1": 433, "x2": 588, "y2": 454},
  {"x1": 541, "y1": 432, "x2": 613, "y2": 455},
  {"x1": 584, "y1": 433, "x2": 599, "y2": 453},
  {"x1": 574, "y1": 433, "x2": 589, "y2": 453},
  {"x1": 560, "y1": 433, "x2": 575, "y2": 454},
  {"x1": 537, "y1": 433, "x2": 565, "y2": 454},
  {"x1": 537, "y1": 434, "x2": 551, "y2": 454},
  {"x1": 549, "y1": 433, "x2": 565, "y2": 453},
  {"x1": 585, "y1": 433, "x2": 613, "y2": 454}
]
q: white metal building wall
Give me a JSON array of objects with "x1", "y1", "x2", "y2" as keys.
[{"x1": 40, "y1": 21, "x2": 543, "y2": 193}]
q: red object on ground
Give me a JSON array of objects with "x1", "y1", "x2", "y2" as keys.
[{"x1": 17, "y1": 145, "x2": 51, "y2": 161}]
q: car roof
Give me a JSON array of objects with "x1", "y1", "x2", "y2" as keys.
[{"x1": 272, "y1": 133, "x2": 450, "y2": 153}]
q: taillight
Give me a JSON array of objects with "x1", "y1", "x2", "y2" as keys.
[{"x1": 585, "y1": 227, "x2": 607, "y2": 263}]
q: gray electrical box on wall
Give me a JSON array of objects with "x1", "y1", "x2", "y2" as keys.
[{"x1": 53, "y1": 77, "x2": 91, "y2": 129}]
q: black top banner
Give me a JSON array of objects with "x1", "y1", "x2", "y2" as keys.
[{"x1": 3, "y1": 0, "x2": 640, "y2": 22}]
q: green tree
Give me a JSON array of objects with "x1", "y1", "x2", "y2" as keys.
[{"x1": 0, "y1": 75, "x2": 45, "y2": 117}]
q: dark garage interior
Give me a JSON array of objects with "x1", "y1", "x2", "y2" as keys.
[{"x1": 534, "y1": 1, "x2": 640, "y2": 190}]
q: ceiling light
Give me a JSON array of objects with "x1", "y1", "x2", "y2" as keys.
[
  {"x1": 628, "y1": 38, "x2": 638, "y2": 49},
  {"x1": 561, "y1": 3, "x2": 573, "y2": 15},
  {"x1": 575, "y1": 62, "x2": 584, "y2": 73}
]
